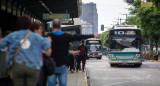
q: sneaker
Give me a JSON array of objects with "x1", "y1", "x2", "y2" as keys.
[
  {"x1": 71, "y1": 70, "x2": 74, "y2": 73},
  {"x1": 76, "y1": 70, "x2": 78, "y2": 72}
]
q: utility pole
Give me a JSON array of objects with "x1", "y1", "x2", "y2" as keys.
[
  {"x1": 115, "y1": 18, "x2": 125, "y2": 25},
  {"x1": 120, "y1": 13, "x2": 135, "y2": 24},
  {"x1": 121, "y1": 14, "x2": 128, "y2": 24}
]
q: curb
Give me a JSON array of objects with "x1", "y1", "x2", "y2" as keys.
[
  {"x1": 85, "y1": 68, "x2": 89, "y2": 86},
  {"x1": 85, "y1": 68, "x2": 93, "y2": 86},
  {"x1": 143, "y1": 59, "x2": 160, "y2": 62},
  {"x1": 150, "y1": 60, "x2": 160, "y2": 62}
]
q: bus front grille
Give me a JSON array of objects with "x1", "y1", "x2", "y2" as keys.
[
  {"x1": 88, "y1": 52, "x2": 99, "y2": 55},
  {"x1": 116, "y1": 56, "x2": 133, "y2": 59}
]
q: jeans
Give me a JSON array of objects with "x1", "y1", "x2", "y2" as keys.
[{"x1": 48, "y1": 65, "x2": 68, "y2": 86}]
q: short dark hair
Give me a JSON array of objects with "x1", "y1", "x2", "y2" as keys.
[
  {"x1": 81, "y1": 40, "x2": 85, "y2": 44},
  {"x1": 30, "y1": 23, "x2": 42, "y2": 32},
  {"x1": 17, "y1": 15, "x2": 31, "y2": 30},
  {"x1": 52, "y1": 19, "x2": 61, "y2": 28}
]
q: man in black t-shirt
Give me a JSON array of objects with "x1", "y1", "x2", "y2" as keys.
[
  {"x1": 77, "y1": 40, "x2": 88, "y2": 72},
  {"x1": 47, "y1": 19, "x2": 99, "y2": 86}
]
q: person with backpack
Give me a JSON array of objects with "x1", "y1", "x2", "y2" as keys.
[{"x1": 77, "y1": 40, "x2": 88, "y2": 72}]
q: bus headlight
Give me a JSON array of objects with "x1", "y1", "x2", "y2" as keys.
[
  {"x1": 134, "y1": 54, "x2": 140, "y2": 59},
  {"x1": 98, "y1": 53, "x2": 102, "y2": 55},
  {"x1": 109, "y1": 54, "x2": 116, "y2": 59}
]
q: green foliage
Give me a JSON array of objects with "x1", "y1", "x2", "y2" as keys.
[
  {"x1": 126, "y1": 16, "x2": 138, "y2": 25},
  {"x1": 100, "y1": 31, "x2": 109, "y2": 47},
  {"x1": 126, "y1": 0, "x2": 160, "y2": 52},
  {"x1": 142, "y1": 51, "x2": 155, "y2": 60},
  {"x1": 152, "y1": 0, "x2": 160, "y2": 12},
  {"x1": 128, "y1": 0, "x2": 141, "y2": 14},
  {"x1": 137, "y1": 7, "x2": 160, "y2": 42}
]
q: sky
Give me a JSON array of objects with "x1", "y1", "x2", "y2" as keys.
[{"x1": 82, "y1": 0, "x2": 131, "y2": 34}]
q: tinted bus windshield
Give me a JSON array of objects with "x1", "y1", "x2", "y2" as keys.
[
  {"x1": 110, "y1": 37, "x2": 140, "y2": 52},
  {"x1": 86, "y1": 40, "x2": 101, "y2": 52}
]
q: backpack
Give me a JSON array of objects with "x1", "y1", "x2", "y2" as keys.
[{"x1": 79, "y1": 45, "x2": 86, "y2": 56}]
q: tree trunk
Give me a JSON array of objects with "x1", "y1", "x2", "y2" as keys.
[
  {"x1": 155, "y1": 40, "x2": 158, "y2": 54},
  {"x1": 150, "y1": 39, "x2": 153, "y2": 51}
]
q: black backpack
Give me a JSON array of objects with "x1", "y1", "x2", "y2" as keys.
[
  {"x1": 43, "y1": 54, "x2": 56, "y2": 76},
  {"x1": 79, "y1": 45, "x2": 86, "y2": 56}
]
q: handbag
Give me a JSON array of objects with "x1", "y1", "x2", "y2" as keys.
[
  {"x1": 9, "y1": 32, "x2": 31, "y2": 79},
  {"x1": 43, "y1": 54, "x2": 56, "y2": 76}
]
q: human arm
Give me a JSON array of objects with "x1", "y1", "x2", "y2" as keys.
[
  {"x1": 68, "y1": 34, "x2": 99, "y2": 42},
  {"x1": 45, "y1": 48, "x2": 52, "y2": 57},
  {"x1": 69, "y1": 50, "x2": 80, "y2": 55},
  {"x1": 85, "y1": 46, "x2": 88, "y2": 57},
  {"x1": 0, "y1": 33, "x2": 12, "y2": 49},
  {"x1": 41, "y1": 38, "x2": 52, "y2": 57}
]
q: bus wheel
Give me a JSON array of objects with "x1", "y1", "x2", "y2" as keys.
[
  {"x1": 134, "y1": 64, "x2": 142, "y2": 67},
  {"x1": 86, "y1": 57, "x2": 89, "y2": 60},
  {"x1": 110, "y1": 64, "x2": 116, "y2": 67}
]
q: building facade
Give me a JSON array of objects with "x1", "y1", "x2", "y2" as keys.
[
  {"x1": 81, "y1": 2, "x2": 98, "y2": 34},
  {"x1": 81, "y1": 21, "x2": 92, "y2": 34}
]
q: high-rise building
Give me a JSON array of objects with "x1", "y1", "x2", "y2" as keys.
[
  {"x1": 81, "y1": 20, "x2": 93, "y2": 34},
  {"x1": 81, "y1": 2, "x2": 98, "y2": 34}
]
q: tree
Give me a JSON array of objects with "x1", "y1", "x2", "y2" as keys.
[
  {"x1": 100, "y1": 31, "x2": 109, "y2": 47},
  {"x1": 152, "y1": 0, "x2": 160, "y2": 12},
  {"x1": 128, "y1": 0, "x2": 141, "y2": 14},
  {"x1": 126, "y1": 0, "x2": 160, "y2": 52},
  {"x1": 137, "y1": 7, "x2": 160, "y2": 53}
]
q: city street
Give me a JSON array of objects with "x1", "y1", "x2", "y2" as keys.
[{"x1": 86, "y1": 56, "x2": 160, "y2": 86}]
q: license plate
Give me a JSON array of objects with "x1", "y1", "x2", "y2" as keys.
[{"x1": 122, "y1": 60, "x2": 128, "y2": 64}]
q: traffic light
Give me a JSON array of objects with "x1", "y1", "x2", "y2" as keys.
[
  {"x1": 101, "y1": 25, "x2": 104, "y2": 31},
  {"x1": 126, "y1": 0, "x2": 134, "y2": 3}
]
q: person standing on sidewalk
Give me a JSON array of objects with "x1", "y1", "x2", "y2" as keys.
[
  {"x1": 30, "y1": 22, "x2": 49, "y2": 86},
  {"x1": 0, "y1": 27, "x2": 9, "y2": 86},
  {"x1": 0, "y1": 15, "x2": 52, "y2": 86},
  {"x1": 68, "y1": 43, "x2": 77, "y2": 73},
  {"x1": 47, "y1": 19, "x2": 99, "y2": 86},
  {"x1": 77, "y1": 40, "x2": 88, "y2": 72}
]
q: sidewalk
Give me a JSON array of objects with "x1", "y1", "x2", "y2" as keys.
[{"x1": 67, "y1": 71, "x2": 88, "y2": 86}]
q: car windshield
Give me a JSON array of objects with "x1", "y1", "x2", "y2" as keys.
[
  {"x1": 87, "y1": 44, "x2": 101, "y2": 52},
  {"x1": 110, "y1": 37, "x2": 140, "y2": 52}
]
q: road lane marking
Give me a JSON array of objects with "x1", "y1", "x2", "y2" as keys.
[{"x1": 103, "y1": 81, "x2": 131, "y2": 86}]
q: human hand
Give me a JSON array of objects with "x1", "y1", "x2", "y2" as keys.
[
  {"x1": 48, "y1": 37, "x2": 52, "y2": 43},
  {"x1": 94, "y1": 34, "x2": 99, "y2": 38},
  {"x1": 70, "y1": 50, "x2": 80, "y2": 55}
]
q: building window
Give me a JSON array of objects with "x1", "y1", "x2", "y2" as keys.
[
  {"x1": 13, "y1": 2, "x2": 17, "y2": 16},
  {"x1": 22, "y1": 8, "x2": 25, "y2": 15},
  {"x1": 7, "y1": 0, "x2": 12, "y2": 13},
  {"x1": 1, "y1": 0, "x2": 6, "y2": 11},
  {"x1": 17, "y1": 6, "x2": 21, "y2": 17}
]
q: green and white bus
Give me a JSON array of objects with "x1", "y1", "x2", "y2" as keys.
[{"x1": 106, "y1": 25, "x2": 144, "y2": 67}]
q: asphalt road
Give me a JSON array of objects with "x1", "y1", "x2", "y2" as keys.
[{"x1": 86, "y1": 56, "x2": 160, "y2": 86}]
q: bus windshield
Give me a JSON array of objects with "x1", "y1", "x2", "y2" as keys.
[
  {"x1": 87, "y1": 44, "x2": 101, "y2": 52},
  {"x1": 110, "y1": 37, "x2": 140, "y2": 52}
]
